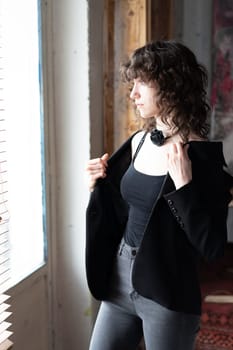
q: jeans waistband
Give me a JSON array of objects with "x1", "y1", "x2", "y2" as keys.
[{"x1": 117, "y1": 238, "x2": 139, "y2": 258}]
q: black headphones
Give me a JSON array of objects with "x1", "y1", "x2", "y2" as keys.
[{"x1": 150, "y1": 129, "x2": 171, "y2": 146}]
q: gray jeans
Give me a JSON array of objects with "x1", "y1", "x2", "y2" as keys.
[{"x1": 89, "y1": 239, "x2": 200, "y2": 350}]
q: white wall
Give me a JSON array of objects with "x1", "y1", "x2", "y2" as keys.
[
  {"x1": 181, "y1": 0, "x2": 213, "y2": 79},
  {"x1": 51, "y1": 0, "x2": 92, "y2": 348}
]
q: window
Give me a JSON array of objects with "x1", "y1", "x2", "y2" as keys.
[
  {"x1": 0, "y1": 0, "x2": 46, "y2": 347},
  {"x1": 2, "y1": 0, "x2": 46, "y2": 286}
]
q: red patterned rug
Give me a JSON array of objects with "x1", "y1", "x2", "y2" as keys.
[{"x1": 195, "y1": 244, "x2": 233, "y2": 350}]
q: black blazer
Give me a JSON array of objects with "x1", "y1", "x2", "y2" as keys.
[{"x1": 86, "y1": 133, "x2": 233, "y2": 315}]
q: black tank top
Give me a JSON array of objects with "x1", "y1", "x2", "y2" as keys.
[{"x1": 120, "y1": 133, "x2": 166, "y2": 247}]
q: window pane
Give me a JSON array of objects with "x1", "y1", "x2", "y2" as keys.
[{"x1": 2, "y1": 0, "x2": 46, "y2": 285}]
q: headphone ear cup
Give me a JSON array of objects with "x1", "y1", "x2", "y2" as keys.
[{"x1": 150, "y1": 129, "x2": 166, "y2": 146}]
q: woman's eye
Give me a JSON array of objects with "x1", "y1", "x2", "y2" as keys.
[{"x1": 139, "y1": 79, "x2": 146, "y2": 85}]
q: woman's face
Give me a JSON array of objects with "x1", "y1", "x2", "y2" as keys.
[{"x1": 130, "y1": 78, "x2": 160, "y2": 119}]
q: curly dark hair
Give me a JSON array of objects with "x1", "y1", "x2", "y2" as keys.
[{"x1": 121, "y1": 40, "x2": 210, "y2": 141}]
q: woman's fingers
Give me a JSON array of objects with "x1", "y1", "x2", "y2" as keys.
[
  {"x1": 86, "y1": 153, "x2": 109, "y2": 168},
  {"x1": 85, "y1": 153, "x2": 109, "y2": 191},
  {"x1": 167, "y1": 143, "x2": 192, "y2": 189},
  {"x1": 101, "y1": 153, "x2": 109, "y2": 166}
]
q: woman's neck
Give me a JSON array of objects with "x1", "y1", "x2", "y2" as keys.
[
  {"x1": 155, "y1": 119, "x2": 177, "y2": 138},
  {"x1": 153, "y1": 118, "x2": 206, "y2": 144}
]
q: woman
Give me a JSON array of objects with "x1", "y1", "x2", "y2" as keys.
[{"x1": 85, "y1": 41, "x2": 233, "y2": 350}]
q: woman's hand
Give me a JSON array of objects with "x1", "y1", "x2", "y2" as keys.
[
  {"x1": 167, "y1": 143, "x2": 192, "y2": 189},
  {"x1": 85, "y1": 153, "x2": 109, "y2": 192}
]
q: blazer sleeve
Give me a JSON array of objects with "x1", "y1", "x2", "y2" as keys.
[{"x1": 163, "y1": 168, "x2": 232, "y2": 262}]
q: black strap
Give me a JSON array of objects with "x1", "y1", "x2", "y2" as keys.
[{"x1": 132, "y1": 131, "x2": 147, "y2": 162}]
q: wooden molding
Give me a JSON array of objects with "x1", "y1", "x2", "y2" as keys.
[
  {"x1": 103, "y1": 0, "x2": 148, "y2": 153},
  {"x1": 103, "y1": 0, "x2": 115, "y2": 154},
  {"x1": 149, "y1": 0, "x2": 174, "y2": 41}
]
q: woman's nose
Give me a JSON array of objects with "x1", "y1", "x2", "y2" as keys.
[{"x1": 130, "y1": 83, "x2": 139, "y2": 100}]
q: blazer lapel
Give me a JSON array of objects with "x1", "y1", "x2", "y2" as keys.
[{"x1": 158, "y1": 173, "x2": 175, "y2": 199}]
